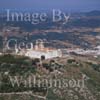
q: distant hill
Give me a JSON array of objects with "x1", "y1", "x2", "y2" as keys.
[{"x1": 85, "y1": 10, "x2": 100, "y2": 16}]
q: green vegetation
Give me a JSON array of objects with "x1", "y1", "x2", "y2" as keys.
[
  {"x1": 0, "y1": 54, "x2": 47, "y2": 96},
  {"x1": 67, "y1": 59, "x2": 76, "y2": 64},
  {"x1": 42, "y1": 60, "x2": 63, "y2": 72},
  {"x1": 0, "y1": 55, "x2": 100, "y2": 100},
  {"x1": 0, "y1": 54, "x2": 36, "y2": 75}
]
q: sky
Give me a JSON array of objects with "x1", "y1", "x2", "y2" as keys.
[{"x1": 0, "y1": 0, "x2": 100, "y2": 12}]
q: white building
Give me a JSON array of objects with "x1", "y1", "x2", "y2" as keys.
[
  {"x1": 25, "y1": 49, "x2": 62, "y2": 59},
  {"x1": 17, "y1": 40, "x2": 62, "y2": 59},
  {"x1": 0, "y1": 52, "x2": 2, "y2": 55}
]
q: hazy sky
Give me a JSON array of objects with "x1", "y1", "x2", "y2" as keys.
[{"x1": 0, "y1": 0, "x2": 100, "y2": 12}]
